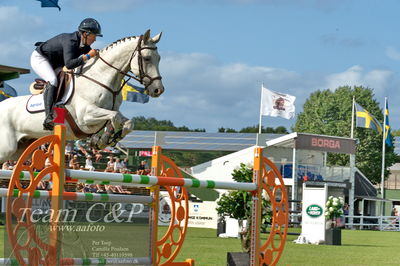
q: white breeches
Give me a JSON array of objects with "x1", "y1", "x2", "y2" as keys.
[{"x1": 30, "y1": 50, "x2": 58, "y2": 86}]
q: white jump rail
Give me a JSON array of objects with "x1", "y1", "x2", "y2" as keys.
[{"x1": 0, "y1": 169, "x2": 257, "y2": 191}]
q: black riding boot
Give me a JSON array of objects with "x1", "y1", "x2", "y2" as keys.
[{"x1": 43, "y1": 83, "x2": 57, "y2": 131}]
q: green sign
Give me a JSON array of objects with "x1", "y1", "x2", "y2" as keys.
[{"x1": 306, "y1": 204, "x2": 323, "y2": 218}]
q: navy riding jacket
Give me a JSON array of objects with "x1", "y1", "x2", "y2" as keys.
[{"x1": 35, "y1": 31, "x2": 91, "y2": 69}]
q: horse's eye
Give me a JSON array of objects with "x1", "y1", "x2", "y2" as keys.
[{"x1": 143, "y1": 57, "x2": 151, "y2": 62}]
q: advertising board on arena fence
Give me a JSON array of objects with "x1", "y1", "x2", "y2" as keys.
[{"x1": 301, "y1": 183, "x2": 327, "y2": 244}]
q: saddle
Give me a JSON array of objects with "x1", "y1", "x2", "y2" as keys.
[{"x1": 29, "y1": 67, "x2": 73, "y2": 103}]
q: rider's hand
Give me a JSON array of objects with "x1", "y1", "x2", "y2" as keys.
[{"x1": 88, "y1": 49, "x2": 98, "y2": 58}]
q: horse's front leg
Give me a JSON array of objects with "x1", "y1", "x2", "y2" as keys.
[
  {"x1": 88, "y1": 116, "x2": 134, "y2": 150},
  {"x1": 121, "y1": 117, "x2": 134, "y2": 137},
  {"x1": 83, "y1": 106, "x2": 124, "y2": 130}
]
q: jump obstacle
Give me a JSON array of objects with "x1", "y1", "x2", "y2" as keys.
[{"x1": 2, "y1": 125, "x2": 289, "y2": 265}]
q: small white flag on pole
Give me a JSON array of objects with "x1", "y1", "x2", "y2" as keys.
[{"x1": 260, "y1": 85, "x2": 296, "y2": 119}]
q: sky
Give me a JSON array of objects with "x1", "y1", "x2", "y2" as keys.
[{"x1": 1, "y1": 0, "x2": 400, "y2": 133}]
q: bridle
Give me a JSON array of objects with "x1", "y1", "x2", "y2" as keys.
[{"x1": 75, "y1": 34, "x2": 162, "y2": 109}]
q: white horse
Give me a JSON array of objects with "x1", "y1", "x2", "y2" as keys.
[{"x1": 0, "y1": 30, "x2": 164, "y2": 162}]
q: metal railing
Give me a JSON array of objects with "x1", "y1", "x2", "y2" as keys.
[{"x1": 345, "y1": 215, "x2": 400, "y2": 231}]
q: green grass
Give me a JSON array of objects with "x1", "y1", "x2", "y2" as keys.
[
  {"x1": 171, "y1": 228, "x2": 400, "y2": 266},
  {"x1": 1, "y1": 226, "x2": 399, "y2": 265},
  {"x1": 0, "y1": 226, "x2": 3, "y2": 254},
  {"x1": 277, "y1": 229, "x2": 400, "y2": 266}
]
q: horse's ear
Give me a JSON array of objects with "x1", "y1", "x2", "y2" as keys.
[
  {"x1": 143, "y1": 29, "x2": 151, "y2": 43},
  {"x1": 151, "y1": 32, "x2": 162, "y2": 44}
]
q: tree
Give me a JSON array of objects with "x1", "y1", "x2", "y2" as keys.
[
  {"x1": 133, "y1": 116, "x2": 205, "y2": 132},
  {"x1": 391, "y1": 129, "x2": 400, "y2": 137},
  {"x1": 218, "y1": 125, "x2": 289, "y2": 134},
  {"x1": 294, "y1": 86, "x2": 396, "y2": 184},
  {"x1": 216, "y1": 163, "x2": 271, "y2": 252}
]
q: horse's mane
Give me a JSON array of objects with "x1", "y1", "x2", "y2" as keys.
[
  {"x1": 100, "y1": 36, "x2": 138, "y2": 53},
  {"x1": 80, "y1": 36, "x2": 139, "y2": 72}
]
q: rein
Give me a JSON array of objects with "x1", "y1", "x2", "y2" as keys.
[{"x1": 74, "y1": 35, "x2": 162, "y2": 109}]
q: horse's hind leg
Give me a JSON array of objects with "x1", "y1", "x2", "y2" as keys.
[{"x1": 0, "y1": 126, "x2": 18, "y2": 163}]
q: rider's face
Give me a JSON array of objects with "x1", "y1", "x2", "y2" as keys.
[{"x1": 84, "y1": 33, "x2": 97, "y2": 46}]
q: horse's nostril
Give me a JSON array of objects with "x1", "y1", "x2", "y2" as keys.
[{"x1": 154, "y1": 89, "x2": 160, "y2": 95}]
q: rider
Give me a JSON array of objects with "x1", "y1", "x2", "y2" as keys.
[{"x1": 30, "y1": 18, "x2": 102, "y2": 130}]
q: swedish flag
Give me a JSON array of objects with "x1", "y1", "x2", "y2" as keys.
[
  {"x1": 0, "y1": 82, "x2": 17, "y2": 102},
  {"x1": 121, "y1": 81, "x2": 149, "y2": 104},
  {"x1": 384, "y1": 101, "x2": 392, "y2": 146},
  {"x1": 355, "y1": 102, "x2": 382, "y2": 134}
]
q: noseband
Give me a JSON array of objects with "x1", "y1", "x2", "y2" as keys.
[{"x1": 75, "y1": 34, "x2": 162, "y2": 109}]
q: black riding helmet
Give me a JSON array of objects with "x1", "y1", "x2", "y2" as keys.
[{"x1": 78, "y1": 18, "x2": 103, "y2": 37}]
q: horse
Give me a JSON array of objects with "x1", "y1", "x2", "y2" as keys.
[{"x1": 0, "y1": 30, "x2": 164, "y2": 163}]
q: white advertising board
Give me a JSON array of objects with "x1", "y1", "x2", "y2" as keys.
[
  {"x1": 301, "y1": 183, "x2": 327, "y2": 244},
  {"x1": 188, "y1": 201, "x2": 218, "y2": 229},
  {"x1": 158, "y1": 195, "x2": 218, "y2": 229}
]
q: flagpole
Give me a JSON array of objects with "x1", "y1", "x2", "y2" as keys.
[
  {"x1": 349, "y1": 96, "x2": 356, "y2": 229},
  {"x1": 258, "y1": 83, "x2": 264, "y2": 134},
  {"x1": 380, "y1": 97, "x2": 387, "y2": 205},
  {"x1": 350, "y1": 96, "x2": 355, "y2": 138}
]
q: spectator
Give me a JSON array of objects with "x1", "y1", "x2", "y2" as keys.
[
  {"x1": 65, "y1": 142, "x2": 73, "y2": 161},
  {"x1": 343, "y1": 203, "x2": 349, "y2": 215},
  {"x1": 85, "y1": 155, "x2": 95, "y2": 171},
  {"x1": 113, "y1": 158, "x2": 123, "y2": 173},
  {"x1": 2, "y1": 160, "x2": 12, "y2": 170},
  {"x1": 37, "y1": 181, "x2": 47, "y2": 190},
  {"x1": 45, "y1": 157, "x2": 52, "y2": 169},
  {"x1": 105, "y1": 184, "x2": 117, "y2": 193},
  {"x1": 74, "y1": 140, "x2": 88, "y2": 156},
  {"x1": 120, "y1": 167, "x2": 129, "y2": 174},
  {"x1": 83, "y1": 184, "x2": 98, "y2": 193},
  {"x1": 40, "y1": 144, "x2": 49, "y2": 152},
  {"x1": 114, "y1": 185, "x2": 131, "y2": 194},
  {"x1": 76, "y1": 183, "x2": 85, "y2": 192},
  {"x1": 391, "y1": 208, "x2": 399, "y2": 225},
  {"x1": 69, "y1": 155, "x2": 80, "y2": 170},
  {"x1": 37, "y1": 180, "x2": 52, "y2": 190},
  {"x1": 92, "y1": 148, "x2": 103, "y2": 162},
  {"x1": 105, "y1": 184, "x2": 131, "y2": 194},
  {"x1": 104, "y1": 156, "x2": 114, "y2": 172},
  {"x1": 137, "y1": 160, "x2": 148, "y2": 175},
  {"x1": 121, "y1": 157, "x2": 129, "y2": 168}
]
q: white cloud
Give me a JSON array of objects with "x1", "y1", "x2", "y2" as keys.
[
  {"x1": 325, "y1": 65, "x2": 392, "y2": 93},
  {"x1": 0, "y1": 6, "x2": 44, "y2": 66},
  {"x1": 120, "y1": 55, "x2": 397, "y2": 131},
  {"x1": 0, "y1": 6, "x2": 43, "y2": 35},
  {"x1": 121, "y1": 52, "x2": 305, "y2": 131},
  {"x1": 385, "y1": 46, "x2": 400, "y2": 61},
  {"x1": 159, "y1": 52, "x2": 300, "y2": 106}
]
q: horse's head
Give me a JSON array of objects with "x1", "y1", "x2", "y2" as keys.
[{"x1": 130, "y1": 30, "x2": 164, "y2": 98}]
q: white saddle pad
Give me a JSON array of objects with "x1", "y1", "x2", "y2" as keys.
[{"x1": 26, "y1": 79, "x2": 74, "y2": 113}]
